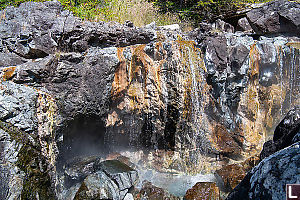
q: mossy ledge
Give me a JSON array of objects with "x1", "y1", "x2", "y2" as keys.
[{"x1": 0, "y1": 120, "x2": 56, "y2": 200}]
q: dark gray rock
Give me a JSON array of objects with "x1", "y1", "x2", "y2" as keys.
[
  {"x1": 186, "y1": 22, "x2": 214, "y2": 43},
  {"x1": 227, "y1": 142, "x2": 300, "y2": 200},
  {"x1": 0, "y1": 81, "x2": 38, "y2": 134},
  {"x1": 11, "y1": 47, "x2": 118, "y2": 120},
  {"x1": 0, "y1": 1, "x2": 155, "y2": 58},
  {"x1": 259, "y1": 140, "x2": 277, "y2": 161},
  {"x1": 273, "y1": 106, "x2": 300, "y2": 145},
  {"x1": 214, "y1": 19, "x2": 234, "y2": 33},
  {"x1": 63, "y1": 156, "x2": 100, "y2": 187},
  {"x1": 260, "y1": 106, "x2": 300, "y2": 159},
  {"x1": 74, "y1": 171, "x2": 120, "y2": 199},
  {"x1": 0, "y1": 52, "x2": 26, "y2": 68},
  {"x1": 0, "y1": 1, "x2": 299, "y2": 199},
  {"x1": 246, "y1": 0, "x2": 300, "y2": 35},
  {"x1": 94, "y1": 160, "x2": 138, "y2": 192},
  {"x1": 292, "y1": 131, "x2": 300, "y2": 144}
]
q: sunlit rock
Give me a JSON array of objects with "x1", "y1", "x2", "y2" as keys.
[
  {"x1": 184, "y1": 182, "x2": 220, "y2": 200},
  {"x1": 135, "y1": 181, "x2": 180, "y2": 200},
  {"x1": 0, "y1": 0, "x2": 299, "y2": 199}
]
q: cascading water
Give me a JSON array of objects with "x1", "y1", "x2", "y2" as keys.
[
  {"x1": 1, "y1": 1, "x2": 299, "y2": 199},
  {"x1": 101, "y1": 35, "x2": 300, "y2": 196}
]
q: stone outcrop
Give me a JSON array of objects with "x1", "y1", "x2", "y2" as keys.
[
  {"x1": 226, "y1": 142, "x2": 300, "y2": 200},
  {"x1": 73, "y1": 160, "x2": 138, "y2": 200},
  {"x1": 226, "y1": 107, "x2": 300, "y2": 200},
  {"x1": 184, "y1": 182, "x2": 220, "y2": 200},
  {"x1": 260, "y1": 106, "x2": 300, "y2": 159},
  {"x1": 0, "y1": 0, "x2": 299, "y2": 199},
  {"x1": 135, "y1": 181, "x2": 180, "y2": 200},
  {"x1": 59, "y1": 159, "x2": 138, "y2": 200},
  {"x1": 246, "y1": 0, "x2": 300, "y2": 35}
]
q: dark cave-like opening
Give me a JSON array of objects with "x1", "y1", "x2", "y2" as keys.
[{"x1": 57, "y1": 114, "x2": 108, "y2": 169}]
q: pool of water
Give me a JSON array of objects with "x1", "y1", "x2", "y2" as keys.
[{"x1": 137, "y1": 169, "x2": 217, "y2": 197}]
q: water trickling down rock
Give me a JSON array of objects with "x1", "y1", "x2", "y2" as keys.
[{"x1": 0, "y1": 0, "x2": 299, "y2": 199}]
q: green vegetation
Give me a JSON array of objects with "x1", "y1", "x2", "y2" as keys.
[
  {"x1": 150, "y1": 0, "x2": 273, "y2": 24},
  {"x1": 0, "y1": 0, "x2": 180, "y2": 27},
  {"x1": 0, "y1": 0, "x2": 46, "y2": 10},
  {"x1": 0, "y1": 0, "x2": 293, "y2": 27},
  {"x1": 0, "y1": 120, "x2": 56, "y2": 200}
]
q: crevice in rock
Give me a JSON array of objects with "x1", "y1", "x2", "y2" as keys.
[
  {"x1": 57, "y1": 114, "x2": 108, "y2": 169},
  {"x1": 140, "y1": 113, "x2": 154, "y2": 149},
  {"x1": 160, "y1": 104, "x2": 178, "y2": 150},
  {"x1": 5, "y1": 42, "x2": 49, "y2": 59},
  {"x1": 87, "y1": 34, "x2": 104, "y2": 48}
]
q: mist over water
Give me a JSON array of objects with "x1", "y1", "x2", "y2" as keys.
[{"x1": 57, "y1": 114, "x2": 108, "y2": 169}]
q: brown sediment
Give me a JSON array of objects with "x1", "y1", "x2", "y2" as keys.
[
  {"x1": 211, "y1": 124, "x2": 242, "y2": 155},
  {"x1": 127, "y1": 44, "x2": 163, "y2": 112},
  {"x1": 184, "y1": 182, "x2": 220, "y2": 200}
]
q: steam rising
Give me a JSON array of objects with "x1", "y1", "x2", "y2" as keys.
[{"x1": 58, "y1": 115, "x2": 108, "y2": 168}]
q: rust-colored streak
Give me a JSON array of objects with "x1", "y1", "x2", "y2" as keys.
[
  {"x1": 249, "y1": 43, "x2": 260, "y2": 79},
  {"x1": 111, "y1": 48, "x2": 128, "y2": 100},
  {"x1": 286, "y1": 41, "x2": 300, "y2": 50},
  {"x1": 127, "y1": 44, "x2": 163, "y2": 111},
  {"x1": 2, "y1": 66, "x2": 16, "y2": 81}
]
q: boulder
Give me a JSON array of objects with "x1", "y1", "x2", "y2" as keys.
[
  {"x1": 184, "y1": 182, "x2": 220, "y2": 200},
  {"x1": 135, "y1": 181, "x2": 180, "y2": 200},
  {"x1": 260, "y1": 106, "x2": 300, "y2": 159},
  {"x1": 214, "y1": 19, "x2": 234, "y2": 33},
  {"x1": 236, "y1": 17, "x2": 253, "y2": 33},
  {"x1": 227, "y1": 142, "x2": 300, "y2": 200},
  {"x1": 273, "y1": 106, "x2": 300, "y2": 147},
  {"x1": 246, "y1": 0, "x2": 300, "y2": 35},
  {"x1": 93, "y1": 160, "x2": 138, "y2": 192},
  {"x1": 74, "y1": 171, "x2": 120, "y2": 200},
  {"x1": 64, "y1": 159, "x2": 138, "y2": 200}
]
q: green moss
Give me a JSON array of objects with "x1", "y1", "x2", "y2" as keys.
[
  {"x1": 0, "y1": 120, "x2": 56, "y2": 200},
  {"x1": 0, "y1": 120, "x2": 31, "y2": 145}
]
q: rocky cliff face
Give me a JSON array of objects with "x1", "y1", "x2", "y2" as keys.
[
  {"x1": 226, "y1": 107, "x2": 300, "y2": 200},
  {"x1": 0, "y1": 0, "x2": 299, "y2": 199}
]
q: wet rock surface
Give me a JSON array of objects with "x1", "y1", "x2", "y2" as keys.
[
  {"x1": 135, "y1": 181, "x2": 180, "y2": 200},
  {"x1": 227, "y1": 142, "x2": 300, "y2": 200},
  {"x1": 227, "y1": 107, "x2": 300, "y2": 200},
  {"x1": 0, "y1": 0, "x2": 299, "y2": 199},
  {"x1": 184, "y1": 182, "x2": 220, "y2": 200},
  {"x1": 260, "y1": 106, "x2": 300, "y2": 159},
  {"x1": 61, "y1": 159, "x2": 138, "y2": 200},
  {"x1": 215, "y1": 164, "x2": 247, "y2": 192}
]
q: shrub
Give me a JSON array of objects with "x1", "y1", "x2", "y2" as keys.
[{"x1": 151, "y1": 0, "x2": 274, "y2": 25}]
